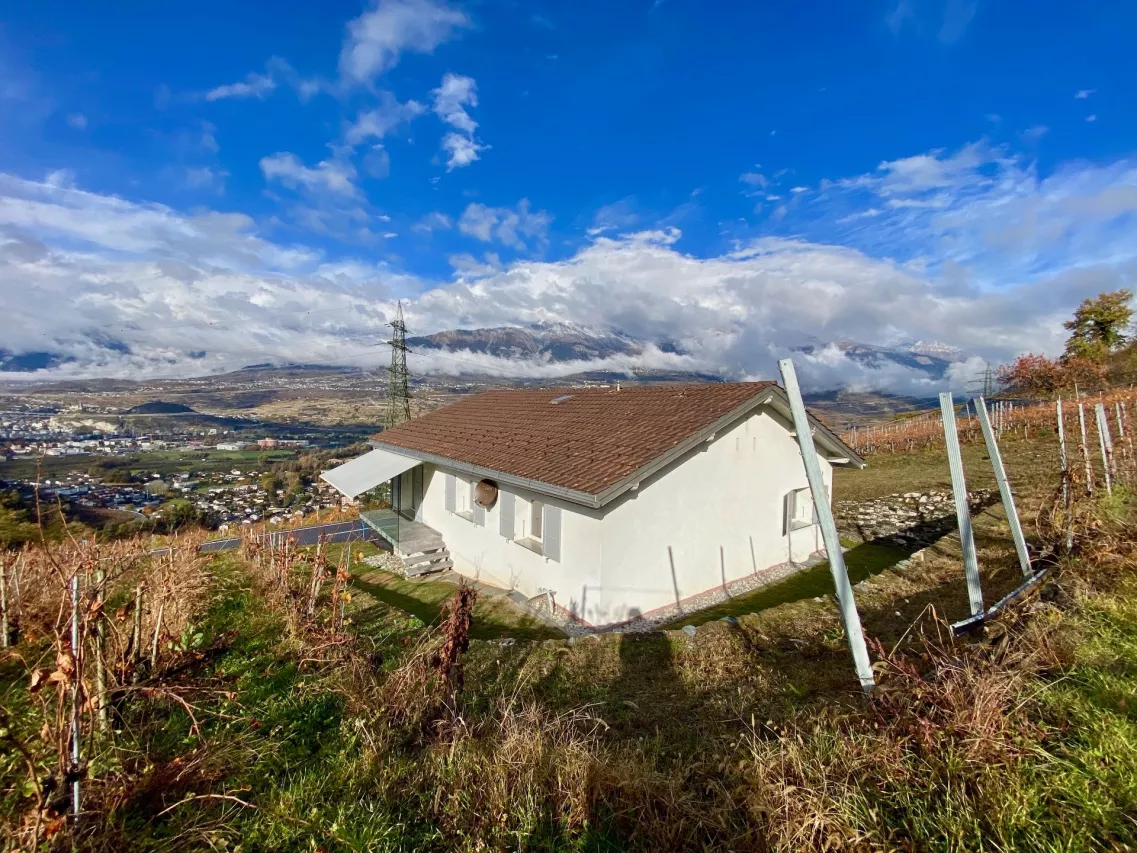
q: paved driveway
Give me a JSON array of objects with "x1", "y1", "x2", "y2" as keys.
[{"x1": 199, "y1": 520, "x2": 383, "y2": 553}]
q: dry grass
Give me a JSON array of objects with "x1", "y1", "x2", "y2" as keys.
[{"x1": 5, "y1": 432, "x2": 1137, "y2": 851}]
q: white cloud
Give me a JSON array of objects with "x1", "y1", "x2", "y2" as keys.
[
  {"x1": 887, "y1": 0, "x2": 976, "y2": 44},
  {"x1": 872, "y1": 141, "x2": 991, "y2": 194},
  {"x1": 798, "y1": 140, "x2": 1137, "y2": 293},
  {"x1": 440, "y1": 131, "x2": 487, "y2": 170},
  {"x1": 1021, "y1": 125, "x2": 1049, "y2": 143},
  {"x1": 66, "y1": 113, "x2": 87, "y2": 130},
  {"x1": 200, "y1": 122, "x2": 220, "y2": 153},
  {"x1": 260, "y1": 152, "x2": 358, "y2": 196},
  {"x1": 361, "y1": 145, "x2": 391, "y2": 179},
  {"x1": 202, "y1": 59, "x2": 323, "y2": 104},
  {"x1": 740, "y1": 171, "x2": 768, "y2": 190},
  {"x1": 458, "y1": 199, "x2": 551, "y2": 249},
  {"x1": 431, "y1": 73, "x2": 486, "y2": 169},
  {"x1": 448, "y1": 252, "x2": 503, "y2": 277},
  {"x1": 413, "y1": 211, "x2": 453, "y2": 233},
  {"x1": 588, "y1": 198, "x2": 639, "y2": 235},
  {"x1": 339, "y1": 0, "x2": 470, "y2": 83},
  {"x1": 432, "y1": 72, "x2": 477, "y2": 133},
  {"x1": 184, "y1": 166, "x2": 229, "y2": 192},
  {"x1": 345, "y1": 91, "x2": 426, "y2": 145},
  {"x1": 1075, "y1": 89, "x2": 1096, "y2": 100},
  {"x1": 205, "y1": 72, "x2": 277, "y2": 101},
  {"x1": 1086, "y1": 114, "x2": 1098, "y2": 123},
  {"x1": 4, "y1": 142, "x2": 1137, "y2": 392}
]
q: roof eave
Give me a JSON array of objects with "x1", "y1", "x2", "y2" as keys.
[
  {"x1": 762, "y1": 387, "x2": 867, "y2": 469},
  {"x1": 368, "y1": 439, "x2": 605, "y2": 508}
]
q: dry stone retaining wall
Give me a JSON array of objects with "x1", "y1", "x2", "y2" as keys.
[{"x1": 835, "y1": 488, "x2": 997, "y2": 548}]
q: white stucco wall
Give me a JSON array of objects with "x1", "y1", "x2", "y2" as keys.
[
  {"x1": 413, "y1": 402, "x2": 833, "y2": 628},
  {"x1": 592, "y1": 406, "x2": 831, "y2": 625},
  {"x1": 418, "y1": 463, "x2": 603, "y2": 610}
]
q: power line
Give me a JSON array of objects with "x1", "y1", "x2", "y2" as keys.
[{"x1": 964, "y1": 360, "x2": 999, "y2": 399}]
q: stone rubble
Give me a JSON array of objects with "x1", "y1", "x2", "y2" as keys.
[
  {"x1": 361, "y1": 551, "x2": 408, "y2": 574},
  {"x1": 608, "y1": 558, "x2": 808, "y2": 634},
  {"x1": 835, "y1": 488, "x2": 996, "y2": 548}
]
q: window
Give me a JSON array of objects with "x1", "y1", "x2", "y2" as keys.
[
  {"x1": 450, "y1": 474, "x2": 475, "y2": 521},
  {"x1": 786, "y1": 487, "x2": 814, "y2": 531},
  {"x1": 530, "y1": 500, "x2": 543, "y2": 541},
  {"x1": 516, "y1": 496, "x2": 532, "y2": 539},
  {"x1": 508, "y1": 497, "x2": 561, "y2": 560}
]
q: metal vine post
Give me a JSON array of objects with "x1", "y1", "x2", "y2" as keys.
[
  {"x1": 778, "y1": 358, "x2": 874, "y2": 694},
  {"x1": 976, "y1": 397, "x2": 1032, "y2": 578},
  {"x1": 939, "y1": 392, "x2": 984, "y2": 616}
]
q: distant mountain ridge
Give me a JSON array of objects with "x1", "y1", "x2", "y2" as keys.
[
  {"x1": 406, "y1": 322, "x2": 657, "y2": 363},
  {"x1": 795, "y1": 341, "x2": 959, "y2": 379},
  {"x1": 408, "y1": 322, "x2": 964, "y2": 379},
  {"x1": 0, "y1": 323, "x2": 967, "y2": 384}
]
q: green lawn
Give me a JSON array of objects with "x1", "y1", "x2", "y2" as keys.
[
  {"x1": 833, "y1": 429, "x2": 1062, "y2": 504},
  {"x1": 660, "y1": 540, "x2": 911, "y2": 628},
  {"x1": 349, "y1": 566, "x2": 565, "y2": 641}
]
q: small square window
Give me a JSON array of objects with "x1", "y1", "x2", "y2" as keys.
[{"x1": 787, "y1": 487, "x2": 814, "y2": 531}]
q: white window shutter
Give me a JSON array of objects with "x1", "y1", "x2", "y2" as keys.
[
  {"x1": 499, "y1": 491, "x2": 514, "y2": 538},
  {"x1": 473, "y1": 500, "x2": 485, "y2": 526},
  {"x1": 444, "y1": 473, "x2": 456, "y2": 512},
  {"x1": 543, "y1": 505, "x2": 561, "y2": 561},
  {"x1": 797, "y1": 490, "x2": 815, "y2": 526}
]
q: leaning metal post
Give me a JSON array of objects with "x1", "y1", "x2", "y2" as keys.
[
  {"x1": 1078, "y1": 402, "x2": 1094, "y2": 495},
  {"x1": 778, "y1": 358, "x2": 874, "y2": 694},
  {"x1": 1119, "y1": 401, "x2": 1135, "y2": 478},
  {"x1": 70, "y1": 574, "x2": 81, "y2": 820},
  {"x1": 939, "y1": 392, "x2": 984, "y2": 616},
  {"x1": 1095, "y1": 403, "x2": 1114, "y2": 496},
  {"x1": 1056, "y1": 399, "x2": 1073, "y2": 554},
  {"x1": 977, "y1": 397, "x2": 1032, "y2": 578}
]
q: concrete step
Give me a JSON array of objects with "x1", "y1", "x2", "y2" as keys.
[
  {"x1": 405, "y1": 556, "x2": 453, "y2": 577},
  {"x1": 402, "y1": 548, "x2": 448, "y2": 567},
  {"x1": 398, "y1": 545, "x2": 444, "y2": 559}
]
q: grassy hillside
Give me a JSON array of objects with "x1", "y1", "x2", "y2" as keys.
[{"x1": 3, "y1": 436, "x2": 1137, "y2": 851}]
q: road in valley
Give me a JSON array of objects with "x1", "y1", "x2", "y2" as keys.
[{"x1": 199, "y1": 519, "x2": 383, "y2": 553}]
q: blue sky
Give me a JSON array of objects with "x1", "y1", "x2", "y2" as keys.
[{"x1": 1, "y1": 0, "x2": 1135, "y2": 391}]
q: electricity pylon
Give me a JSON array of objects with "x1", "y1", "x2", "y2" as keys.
[{"x1": 384, "y1": 301, "x2": 411, "y2": 430}]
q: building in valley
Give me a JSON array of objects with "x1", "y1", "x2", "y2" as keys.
[{"x1": 321, "y1": 383, "x2": 863, "y2": 630}]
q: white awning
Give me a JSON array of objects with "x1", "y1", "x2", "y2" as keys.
[{"x1": 320, "y1": 448, "x2": 419, "y2": 498}]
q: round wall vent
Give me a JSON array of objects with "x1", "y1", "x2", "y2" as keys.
[{"x1": 474, "y1": 479, "x2": 498, "y2": 508}]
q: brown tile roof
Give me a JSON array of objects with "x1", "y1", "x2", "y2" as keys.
[{"x1": 372, "y1": 382, "x2": 777, "y2": 496}]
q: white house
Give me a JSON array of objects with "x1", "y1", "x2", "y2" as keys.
[{"x1": 321, "y1": 383, "x2": 863, "y2": 629}]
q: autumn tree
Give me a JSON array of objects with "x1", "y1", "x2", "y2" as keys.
[
  {"x1": 1063, "y1": 289, "x2": 1134, "y2": 361},
  {"x1": 997, "y1": 354, "x2": 1066, "y2": 396},
  {"x1": 998, "y1": 353, "x2": 1106, "y2": 396}
]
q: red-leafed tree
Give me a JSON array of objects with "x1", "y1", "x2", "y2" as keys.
[{"x1": 997, "y1": 353, "x2": 1106, "y2": 396}]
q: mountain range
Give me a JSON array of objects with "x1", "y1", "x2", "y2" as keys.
[
  {"x1": 407, "y1": 322, "x2": 966, "y2": 379},
  {"x1": 406, "y1": 322, "x2": 672, "y2": 363},
  {"x1": 1, "y1": 323, "x2": 968, "y2": 383}
]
